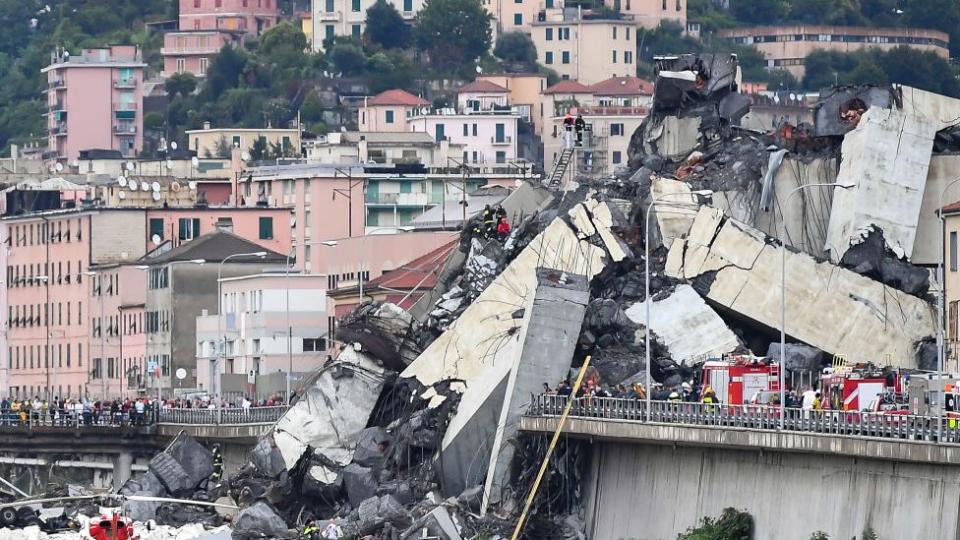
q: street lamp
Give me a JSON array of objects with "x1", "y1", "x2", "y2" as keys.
[
  {"x1": 779, "y1": 182, "x2": 853, "y2": 429},
  {"x1": 218, "y1": 252, "x2": 267, "y2": 422},
  {"x1": 644, "y1": 190, "x2": 712, "y2": 421},
  {"x1": 283, "y1": 240, "x2": 337, "y2": 405}
]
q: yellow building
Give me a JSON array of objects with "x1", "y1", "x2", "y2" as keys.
[
  {"x1": 531, "y1": 15, "x2": 638, "y2": 85},
  {"x1": 185, "y1": 124, "x2": 302, "y2": 158}
]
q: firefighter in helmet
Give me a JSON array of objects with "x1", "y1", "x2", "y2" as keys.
[{"x1": 211, "y1": 444, "x2": 224, "y2": 484}]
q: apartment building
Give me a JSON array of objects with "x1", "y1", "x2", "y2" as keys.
[
  {"x1": 543, "y1": 76, "x2": 652, "y2": 175},
  {"x1": 606, "y1": 0, "x2": 686, "y2": 29},
  {"x1": 477, "y1": 74, "x2": 548, "y2": 135},
  {"x1": 531, "y1": 16, "x2": 638, "y2": 84},
  {"x1": 719, "y1": 25, "x2": 950, "y2": 78},
  {"x1": 195, "y1": 273, "x2": 329, "y2": 397},
  {"x1": 408, "y1": 113, "x2": 520, "y2": 165},
  {"x1": 185, "y1": 124, "x2": 302, "y2": 160},
  {"x1": 310, "y1": 0, "x2": 425, "y2": 50},
  {"x1": 163, "y1": 0, "x2": 278, "y2": 78},
  {"x1": 140, "y1": 230, "x2": 285, "y2": 395},
  {"x1": 42, "y1": 46, "x2": 146, "y2": 163},
  {"x1": 359, "y1": 90, "x2": 431, "y2": 133},
  {"x1": 87, "y1": 264, "x2": 147, "y2": 399},
  {"x1": 305, "y1": 131, "x2": 463, "y2": 166}
]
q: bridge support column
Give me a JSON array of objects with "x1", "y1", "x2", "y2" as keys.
[{"x1": 113, "y1": 451, "x2": 134, "y2": 491}]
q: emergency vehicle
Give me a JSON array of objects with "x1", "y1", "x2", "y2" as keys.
[
  {"x1": 86, "y1": 513, "x2": 139, "y2": 540},
  {"x1": 701, "y1": 355, "x2": 782, "y2": 405},
  {"x1": 819, "y1": 364, "x2": 905, "y2": 412}
]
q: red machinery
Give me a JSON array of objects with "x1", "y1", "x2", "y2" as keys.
[
  {"x1": 87, "y1": 513, "x2": 139, "y2": 540},
  {"x1": 702, "y1": 356, "x2": 782, "y2": 405},
  {"x1": 820, "y1": 366, "x2": 904, "y2": 412}
]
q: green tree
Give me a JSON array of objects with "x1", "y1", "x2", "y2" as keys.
[
  {"x1": 143, "y1": 112, "x2": 165, "y2": 132},
  {"x1": 677, "y1": 508, "x2": 754, "y2": 540},
  {"x1": 494, "y1": 31, "x2": 537, "y2": 63},
  {"x1": 249, "y1": 137, "x2": 269, "y2": 161},
  {"x1": 364, "y1": 0, "x2": 411, "y2": 49},
  {"x1": 364, "y1": 50, "x2": 414, "y2": 93},
  {"x1": 731, "y1": 0, "x2": 787, "y2": 25},
  {"x1": 165, "y1": 72, "x2": 198, "y2": 98},
  {"x1": 764, "y1": 69, "x2": 799, "y2": 90},
  {"x1": 415, "y1": 0, "x2": 492, "y2": 73},
  {"x1": 300, "y1": 89, "x2": 325, "y2": 124},
  {"x1": 330, "y1": 42, "x2": 367, "y2": 75},
  {"x1": 257, "y1": 22, "x2": 308, "y2": 69},
  {"x1": 203, "y1": 45, "x2": 249, "y2": 100}
]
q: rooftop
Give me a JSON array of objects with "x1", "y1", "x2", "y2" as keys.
[
  {"x1": 458, "y1": 80, "x2": 510, "y2": 94},
  {"x1": 543, "y1": 80, "x2": 593, "y2": 95},
  {"x1": 366, "y1": 89, "x2": 430, "y2": 107},
  {"x1": 590, "y1": 76, "x2": 655, "y2": 96},
  {"x1": 365, "y1": 240, "x2": 458, "y2": 291},
  {"x1": 138, "y1": 230, "x2": 286, "y2": 265}
]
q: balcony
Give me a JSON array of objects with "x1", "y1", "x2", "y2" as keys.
[
  {"x1": 318, "y1": 10, "x2": 341, "y2": 21},
  {"x1": 365, "y1": 192, "x2": 431, "y2": 206},
  {"x1": 49, "y1": 101, "x2": 65, "y2": 112},
  {"x1": 160, "y1": 46, "x2": 223, "y2": 56},
  {"x1": 113, "y1": 78, "x2": 136, "y2": 89},
  {"x1": 401, "y1": 10, "x2": 415, "y2": 18},
  {"x1": 576, "y1": 105, "x2": 650, "y2": 117},
  {"x1": 491, "y1": 136, "x2": 513, "y2": 145},
  {"x1": 50, "y1": 123, "x2": 67, "y2": 136},
  {"x1": 113, "y1": 102, "x2": 138, "y2": 111},
  {"x1": 48, "y1": 77, "x2": 65, "y2": 89},
  {"x1": 114, "y1": 123, "x2": 137, "y2": 135}
]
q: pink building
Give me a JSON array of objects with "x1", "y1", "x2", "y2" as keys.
[
  {"x1": 145, "y1": 207, "x2": 292, "y2": 254},
  {"x1": 161, "y1": 31, "x2": 238, "y2": 78},
  {"x1": 359, "y1": 90, "x2": 431, "y2": 133},
  {"x1": 88, "y1": 265, "x2": 147, "y2": 399},
  {"x1": 42, "y1": 46, "x2": 146, "y2": 163},
  {"x1": 178, "y1": 0, "x2": 279, "y2": 34}
]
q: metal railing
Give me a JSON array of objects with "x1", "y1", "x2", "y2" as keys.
[
  {"x1": 527, "y1": 395, "x2": 960, "y2": 445},
  {"x1": 158, "y1": 406, "x2": 288, "y2": 425},
  {"x1": 0, "y1": 406, "x2": 159, "y2": 429}
]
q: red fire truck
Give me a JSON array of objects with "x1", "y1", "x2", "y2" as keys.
[
  {"x1": 819, "y1": 365, "x2": 906, "y2": 412},
  {"x1": 701, "y1": 355, "x2": 782, "y2": 405}
]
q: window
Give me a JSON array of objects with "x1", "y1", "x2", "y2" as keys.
[
  {"x1": 176, "y1": 58, "x2": 186, "y2": 73},
  {"x1": 352, "y1": 0, "x2": 360, "y2": 11},
  {"x1": 546, "y1": 28, "x2": 553, "y2": 41},
  {"x1": 952, "y1": 231, "x2": 958, "y2": 272},
  {"x1": 199, "y1": 57, "x2": 209, "y2": 75},
  {"x1": 303, "y1": 338, "x2": 327, "y2": 351},
  {"x1": 178, "y1": 217, "x2": 201, "y2": 241},
  {"x1": 194, "y1": 0, "x2": 200, "y2": 7},
  {"x1": 435, "y1": 123, "x2": 445, "y2": 142},
  {"x1": 562, "y1": 51, "x2": 570, "y2": 64},
  {"x1": 626, "y1": 27, "x2": 630, "y2": 40},
  {"x1": 612, "y1": 151, "x2": 622, "y2": 164},
  {"x1": 495, "y1": 151, "x2": 506, "y2": 163},
  {"x1": 149, "y1": 218, "x2": 164, "y2": 242},
  {"x1": 351, "y1": 24, "x2": 361, "y2": 37},
  {"x1": 612, "y1": 27, "x2": 617, "y2": 39},
  {"x1": 385, "y1": 110, "x2": 394, "y2": 124},
  {"x1": 611, "y1": 123, "x2": 624, "y2": 136},
  {"x1": 325, "y1": 24, "x2": 334, "y2": 40},
  {"x1": 472, "y1": 123, "x2": 478, "y2": 136},
  {"x1": 624, "y1": 51, "x2": 633, "y2": 64},
  {"x1": 259, "y1": 217, "x2": 274, "y2": 239},
  {"x1": 545, "y1": 51, "x2": 553, "y2": 64},
  {"x1": 562, "y1": 28, "x2": 570, "y2": 40},
  {"x1": 612, "y1": 50, "x2": 617, "y2": 63},
  {"x1": 403, "y1": 0, "x2": 412, "y2": 10},
  {"x1": 463, "y1": 123, "x2": 469, "y2": 136},
  {"x1": 215, "y1": 0, "x2": 222, "y2": 6},
  {"x1": 232, "y1": 135, "x2": 241, "y2": 148},
  {"x1": 513, "y1": 13, "x2": 522, "y2": 25}
]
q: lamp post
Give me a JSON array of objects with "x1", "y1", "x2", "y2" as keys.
[
  {"x1": 644, "y1": 189, "x2": 712, "y2": 421},
  {"x1": 779, "y1": 182, "x2": 853, "y2": 429},
  {"x1": 218, "y1": 252, "x2": 267, "y2": 423},
  {"x1": 937, "y1": 177, "x2": 960, "y2": 436},
  {"x1": 284, "y1": 241, "x2": 337, "y2": 405}
]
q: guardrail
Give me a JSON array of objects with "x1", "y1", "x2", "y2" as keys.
[
  {"x1": 158, "y1": 406, "x2": 288, "y2": 425},
  {"x1": 0, "y1": 407, "x2": 159, "y2": 429},
  {"x1": 527, "y1": 395, "x2": 960, "y2": 444}
]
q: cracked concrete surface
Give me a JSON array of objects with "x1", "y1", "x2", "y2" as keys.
[{"x1": 668, "y1": 207, "x2": 935, "y2": 366}]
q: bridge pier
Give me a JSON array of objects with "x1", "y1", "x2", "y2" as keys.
[{"x1": 113, "y1": 451, "x2": 134, "y2": 491}]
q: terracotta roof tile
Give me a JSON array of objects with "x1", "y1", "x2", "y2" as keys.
[
  {"x1": 588, "y1": 76, "x2": 655, "y2": 96},
  {"x1": 458, "y1": 80, "x2": 510, "y2": 93},
  {"x1": 366, "y1": 89, "x2": 430, "y2": 107},
  {"x1": 542, "y1": 80, "x2": 592, "y2": 94}
]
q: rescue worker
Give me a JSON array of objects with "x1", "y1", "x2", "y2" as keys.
[
  {"x1": 475, "y1": 204, "x2": 496, "y2": 240},
  {"x1": 496, "y1": 216, "x2": 511, "y2": 241},
  {"x1": 211, "y1": 445, "x2": 224, "y2": 484},
  {"x1": 302, "y1": 519, "x2": 320, "y2": 539},
  {"x1": 322, "y1": 521, "x2": 343, "y2": 539},
  {"x1": 668, "y1": 391, "x2": 682, "y2": 403},
  {"x1": 574, "y1": 114, "x2": 586, "y2": 146},
  {"x1": 702, "y1": 386, "x2": 718, "y2": 413},
  {"x1": 562, "y1": 113, "x2": 575, "y2": 149}
]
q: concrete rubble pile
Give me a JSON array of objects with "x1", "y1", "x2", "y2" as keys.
[{"x1": 122, "y1": 57, "x2": 960, "y2": 539}]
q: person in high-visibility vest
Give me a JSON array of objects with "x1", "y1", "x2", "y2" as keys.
[{"x1": 211, "y1": 445, "x2": 224, "y2": 484}]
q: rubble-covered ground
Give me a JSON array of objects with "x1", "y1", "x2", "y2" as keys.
[{"x1": 33, "y1": 54, "x2": 955, "y2": 540}]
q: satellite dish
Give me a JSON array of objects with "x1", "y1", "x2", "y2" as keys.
[
  {"x1": 141, "y1": 182, "x2": 150, "y2": 192},
  {"x1": 176, "y1": 368, "x2": 187, "y2": 380},
  {"x1": 125, "y1": 162, "x2": 135, "y2": 172},
  {"x1": 151, "y1": 234, "x2": 162, "y2": 246},
  {"x1": 188, "y1": 181, "x2": 197, "y2": 190},
  {"x1": 117, "y1": 176, "x2": 127, "y2": 187},
  {"x1": 476, "y1": 65, "x2": 482, "y2": 74},
  {"x1": 789, "y1": 93, "x2": 797, "y2": 101},
  {"x1": 55, "y1": 163, "x2": 64, "y2": 172},
  {"x1": 191, "y1": 156, "x2": 199, "y2": 166},
  {"x1": 151, "y1": 181, "x2": 161, "y2": 192},
  {"x1": 241, "y1": 151, "x2": 251, "y2": 161},
  {"x1": 171, "y1": 181, "x2": 182, "y2": 193},
  {"x1": 166, "y1": 159, "x2": 174, "y2": 169},
  {"x1": 151, "y1": 191, "x2": 161, "y2": 201},
  {"x1": 118, "y1": 191, "x2": 126, "y2": 200},
  {"x1": 128, "y1": 179, "x2": 139, "y2": 191},
  {"x1": 170, "y1": 141, "x2": 178, "y2": 150}
]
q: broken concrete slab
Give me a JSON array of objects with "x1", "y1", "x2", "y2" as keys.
[
  {"x1": 164, "y1": 432, "x2": 214, "y2": 489},
  {"x1": 624, "y1": 284, "x2": 740, "y2": 362},
  {"x1": 249, "y1": 435, "x2": 286, "y2": 479},
  {"x1": 335, "y1": 302, "x2": 420, "y2": 370},
  {"x1": 352, "y1": 427, "x2": 390, "y2": 469},
  {"x1": 650, "y1": 178, "x2": 700, "y2": 249},
  {"x1": 482, "y1": 269, "x2": 590, "y2": 512},
  {"x1": 766, "y1": 343, "x2": 824, "y2": 373},
  {"x1": 668, "y1": 207, "x2": 936, "y2": 366},
  {"x1": 343, "y1": 463, "x2": 378, "y2": 507},
  {"x1": 232, "y1": 501, "x2": 289, "y2": 539},
  {"x1": 271, "y1": 347, "x2": 388, "y2": 473},
  {"x1": 357, "y1": 494, "x2": 409, "y2": 534},
  {"x1": 148, "y1": 453, "x2": 195, "y2": 497}
]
